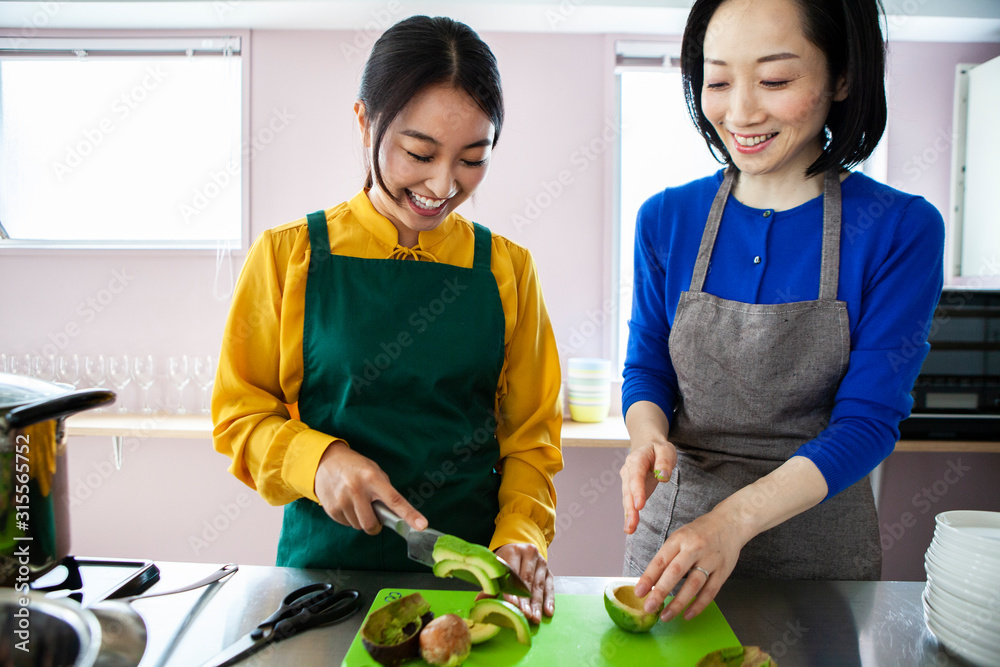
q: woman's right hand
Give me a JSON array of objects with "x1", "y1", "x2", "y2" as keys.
[
  {"x1": 620, "y1": 401, "x2": 676, "y2": 535},
  {"x1": 314, "y1": 441, "x2": 428, "y2": 534}
]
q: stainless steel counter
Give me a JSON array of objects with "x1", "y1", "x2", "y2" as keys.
[{"x1": 108, "y1": 561, "x2": 957, "y2": 667}]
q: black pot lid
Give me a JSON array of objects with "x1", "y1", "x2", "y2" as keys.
[{"x1": 0, "y1": 372, "x2": 73, "y2": 411}]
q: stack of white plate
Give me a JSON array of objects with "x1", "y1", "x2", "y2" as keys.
[{"x1": 923, "y1": 510, "x2": 1000, "y2": 666}]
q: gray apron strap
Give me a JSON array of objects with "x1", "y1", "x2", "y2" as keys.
[
  {"x1": 689, "y1": 168, "x2": 736, "y2": 293},
  {"x1": 819, "y1": 170, "x2": 841, "y2": 301}
]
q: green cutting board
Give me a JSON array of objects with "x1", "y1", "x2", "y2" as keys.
[{"x1": 341, "y1": 588, "x2": 740, "y2": 666}]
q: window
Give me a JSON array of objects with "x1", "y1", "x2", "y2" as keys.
[
  {"x1": 0, "y1": 36, "x2": 245, "y2": 249},
  {"x1": 615, "y1": 43, "x2": 721, "y2": 368}
]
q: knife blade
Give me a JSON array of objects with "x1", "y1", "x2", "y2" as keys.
[{"x1": 372, "y1": 501, "x2": 531, "y2": 596}]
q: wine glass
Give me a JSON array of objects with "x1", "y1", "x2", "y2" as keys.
[
  {"x1": 33, "y1": 355, "x2": 57, "y2": 383},
  {"x1": 57, "y1": 354, "x2": 81, "y2": 388},
  {"x1": 107, "y1": 354, "x2": 132, "y2": 414},
  {"x1": 192, "y1": 355, "x2": 215, "y2": 415},
  {"x1": 168, "y1": 355, "x2": 191, "y2": 415},
  {"x1": 83, "y1": 354, "x2": 108, "y2": 412},
  {"x1": 132, "y1": 355, "x2": 156, "y2": 414},
  {"x1": 10, "y1": 353, "x2": 32, "y2": 377}
]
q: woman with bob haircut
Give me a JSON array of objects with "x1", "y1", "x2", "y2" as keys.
[
  {"x1": 620, "y1": 0, "x2": 944, "y2": 622},
  {"x1": 214, "y1": 15, "x2": 562, "y2": 622}
]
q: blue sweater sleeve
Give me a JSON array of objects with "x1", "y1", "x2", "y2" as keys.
[
  {"x1": 794, "y1": 195, "x2": 945, "y2": 499},
  {"x1": 622, "y1": 192, "x2": 680, "y2": 419}
]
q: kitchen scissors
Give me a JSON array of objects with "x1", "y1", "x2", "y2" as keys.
[{"x1": 201, "y1": 582, "x2": 362, "y2": 666}]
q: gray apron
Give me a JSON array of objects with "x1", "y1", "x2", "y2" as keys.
[{"x1": 624, "y1": 168, "x2": 881, "y2": 581}]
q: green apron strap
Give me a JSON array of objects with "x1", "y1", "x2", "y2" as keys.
[
  {"x1": 306, "y1": 211, "x2": 330, "y2": 255},
  {"x1": 472, "y1": 222, "x2": 491, "y2": 271}
]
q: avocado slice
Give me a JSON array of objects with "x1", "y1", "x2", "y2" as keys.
[
  {"x1": 468, "y1": 597, "x2": 531, "y2": 646},
  {"x1": 431, "y1": 534, "x2": 507, "y2": 579},
  {"x1": 361, "y1": 592, "x2": 435, "y2": 666},
  {"x1": 697, "y1": 646, "x2": 777, "y2": 666},
  {"x1": 432, "y1": 559, "x2": 501, "y2": 595},
  {"x1": 464, "y1": 618, "x2": 502, "y2": 645}
]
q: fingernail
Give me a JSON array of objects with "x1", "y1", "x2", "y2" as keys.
[
  {"x1": 634, "y1": 582, "x2": 649, "y2": 597},
  {"x1": 533, "y1": 603, "x2": 541, "y2": 619},
  {"x1": 662, "y1": 609, "x2": 676, "y2": 622},
  {"x1": 644, "y1": 599, "x2": 659, "y2": 614},
  {"x1": 546, "y1": 600, "x2": 554, "y2": 614},
  {"x1": 653, "y1": 469, "x2": 663, "y2": 480},
  {"x1": 416, "y1": 517, "x2": 428, "y2": 530}
]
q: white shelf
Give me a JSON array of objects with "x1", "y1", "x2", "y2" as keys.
[{"x1": 65, "y1": 413, "x2": 999, "y2": 452}]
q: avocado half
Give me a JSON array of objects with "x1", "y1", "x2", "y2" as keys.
[
  {"x1": 697, "y1": 646, "x2": 777, "y2": 666},
  {"x1": 361, "y1": 592, "x2": 435, "y2": 666},
  {"x1": 603, "y1": 582, "x2": 664, "y2": 633}
]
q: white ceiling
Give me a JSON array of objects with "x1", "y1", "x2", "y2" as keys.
[{"x1": 1, "y1": 0, "x2": 999, "y2": 41}]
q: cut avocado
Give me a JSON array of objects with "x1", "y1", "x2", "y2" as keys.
[
  {"x1": 432, "y1": 534, "x2": 507, "y2": 579},
  {"x1": 603, "y1": 582, "x2": 664, "y2": 633},
  {"x1": 432, "y1": 559, "x2": 501, "y2": 595},
  {"x1": 697, "y1": 646, "x2": 777, "y2": 666},
  {"x1": 361, "y1": 593, "x2": 435, "y2": 666},
  {"x1": 468, "y1": 597, "x2": 531, "y2": 646},
  {"x1": 463, "y1": 618, "x2": 502, "y2": 645}
]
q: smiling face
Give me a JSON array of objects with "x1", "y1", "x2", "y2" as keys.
[
  {"x1": 701, "y1": 0, "x2": 846, "y2": 184},
  {"x1": 357, "y1": 83, "x2": 495, "y2": 247}
]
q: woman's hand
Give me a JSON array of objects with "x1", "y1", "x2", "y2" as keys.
[
  {"x1": 493, "y1": 543, "x2": 554, "y2": 624},
  {"x1": 620, "y1": 440, "x2": 678, "y2": 535},
  {"x1": 313, "y1": 441, "x2": 427, "y2": 534},
  {"x1": 632, "y1": 508, "x2": 744, "y2": 623}
]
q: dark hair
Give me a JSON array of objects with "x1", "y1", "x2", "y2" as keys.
[
  {"x1": 680, "y1": 0, "x2": 887, "y2": 178},
  {"x1": 358, "y1": 15, "x2": 504, "y2": 198}
]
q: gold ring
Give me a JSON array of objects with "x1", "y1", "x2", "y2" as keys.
[{"x1": 692, "y1": 566, "x2": 711, "y2": 579}]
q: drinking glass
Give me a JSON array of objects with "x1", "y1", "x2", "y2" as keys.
[
  {"x1": 33, "y1": 355, "x2": 57, "y2": 383},
  {"x1": 192, "y1": 355, "x2": 215, "y2": 415},
  {"x1": 107, "y1": 354, "x2": 132, "y2": 413},
  {"x1": 132, "y1": 355, "x2": 156, "y2": 414},
  {"x1": 83, "y1": 354, "x2": 108, "y2": 412},
  {"x1": 57, "y1": 354, "x2": 81, "y2": 388},
  {"x1": 10, "y1": 353, "x2": 32, "y2": 376},
  {"x1": 168, "y1": 355, "x2": 191, "y2": 415},
  {"x1": 1, "y1": 353, "x2": 8, "y2": 373}
]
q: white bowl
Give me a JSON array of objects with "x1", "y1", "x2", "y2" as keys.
[
  {"x1": 929, "y1": 536, "x2": 1000, "y2": 578},
  {"x1": 926, "y1": 596, "x2": 1000, "y2": 656},
  {"x1": 924, "y1": 561, "x2": 1000, "y2": 609},
  {"x1": 925, "y1": 584, "x2": 1000, "y2": 640},
  {"x1": 925, "y1": 595, "x2": 1000, "y2": 667},
  {"x1": 936, "y1": 511, "x2": 1000, "y2": 552},
  {"x1": 931, "y1": 531, "x2": 1000, "y2": 571}
]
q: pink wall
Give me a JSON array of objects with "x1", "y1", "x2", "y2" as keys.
[{"x1": 2, "y1": 30, "x2": 997, "y2": 576}]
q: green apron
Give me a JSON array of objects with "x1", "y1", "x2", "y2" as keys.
[{"x1": 276, "y1": 210, "x2": 505, "y2": 571}]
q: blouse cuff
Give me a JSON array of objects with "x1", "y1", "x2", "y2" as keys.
[
  {"x1": 283, "y1": 428, "x2": 347, "y2": 504},
  {"x1": 490, "y1": 513, "x2": 549, "y2": 559}
]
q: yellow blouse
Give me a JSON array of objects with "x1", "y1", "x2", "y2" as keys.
[{"x1": 212, "y1": 191, "x2": 563, "y2": 556}]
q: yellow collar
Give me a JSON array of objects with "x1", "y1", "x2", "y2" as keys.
[{"x1": 349, "y1": 190, "x2": 458, "y2": 259}]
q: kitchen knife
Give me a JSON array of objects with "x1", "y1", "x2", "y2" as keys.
[{"x1": 372, "y1": 501, "x2": 532, "y2": 596}]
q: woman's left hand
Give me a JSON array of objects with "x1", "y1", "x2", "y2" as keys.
[
  {"x1": 632, "y1": 509, "x2": 745, "y2": 622},
  {"x1": 492, "y1": 543, "x2": 555, "y2": 624}
]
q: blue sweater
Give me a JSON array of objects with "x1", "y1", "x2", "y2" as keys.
[{"x1": 623, "y1": 170, "x2": 945, "y2": 499}]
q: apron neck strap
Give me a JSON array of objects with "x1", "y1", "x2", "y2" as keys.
[
  {"x1": 689, "y1": 167, "x2": 736, "y2": 292},
  {"x1": 689, "y1": 168, "x2": 842, "y2": 300},
  {"x1": 306, "y1": 210, "x2": 331, "y2": 255},
  {"x1": 472, "y1": 222, "x2": 492, "y2": 271},
  {"x1": 818, "y1": 169, "x2": 841, "y2": 301}
]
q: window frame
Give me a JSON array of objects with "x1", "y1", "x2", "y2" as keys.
[{"x1": 0, "y1": 29, "x2": 252, "y2": 255}]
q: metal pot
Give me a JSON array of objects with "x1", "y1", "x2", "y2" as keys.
[
  {"x1": 0, "y1": 372, "x2": 115, "y2": 588},
  {"x1": 0, "y1": 588, "x2": 103, "y2": 667}
]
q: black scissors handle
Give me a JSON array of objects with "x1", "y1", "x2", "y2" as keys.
[{"x1": 251, "y1": 583, "x2": 361, "y2": 642}]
